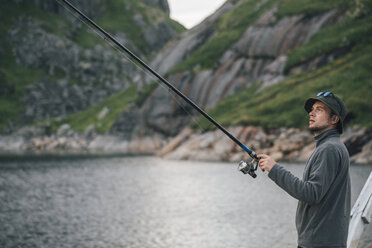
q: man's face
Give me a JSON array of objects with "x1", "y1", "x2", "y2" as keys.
[{"x1": 308, "y1": 101, "x2": 335, "y2": 134}]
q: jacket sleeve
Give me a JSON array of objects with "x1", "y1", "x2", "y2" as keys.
[{"x1": 268, "y1": 147, "x2": 340, "y2": 205}]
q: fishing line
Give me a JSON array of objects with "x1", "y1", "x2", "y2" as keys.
[
  {"x1": 56, "y1": 0, "x2": 260, "y2": 178},
  {"x1": 56, "y1": 0, "x2": 206, "y2": 132}
]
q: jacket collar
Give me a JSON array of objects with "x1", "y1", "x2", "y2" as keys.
[{"x1": 314, "y1": 129, "x2": 339, "y2": 147}]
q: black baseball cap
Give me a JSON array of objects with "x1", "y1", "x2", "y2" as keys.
[{"x1": 304, "y1": 92, "x2": 347, "y2": 134}]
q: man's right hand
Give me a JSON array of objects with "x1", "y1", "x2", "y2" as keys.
[{"x1": 257, "y1": 154, "x2": 276, "y2": 172}]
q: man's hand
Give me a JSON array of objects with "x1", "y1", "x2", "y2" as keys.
[{"x1": 257, "y1": 154, "x2": 276, "y2": 172}]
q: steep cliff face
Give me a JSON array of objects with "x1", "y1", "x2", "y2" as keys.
[
  {"x1": 131, "y1": 1, "x2": 341, "y2": 137},
  {"x1": 0, "y1": 0, "x2": 183, "y2": 133}
]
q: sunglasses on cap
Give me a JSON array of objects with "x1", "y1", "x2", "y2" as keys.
[{"x1": 317, "y1": 91, "x2": 333, "y2": 97}]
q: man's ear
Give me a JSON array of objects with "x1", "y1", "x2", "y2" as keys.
[{"x1": 331, "y1": 115, "x2": 340, "y2": 125}]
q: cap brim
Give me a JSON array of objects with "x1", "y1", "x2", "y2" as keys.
[
  {"x1": 304, "y1": 98, "x2": 317, "y2": 113},
  {"x1": 304, "y1": 97, "x2": 333, "y2": 113}
]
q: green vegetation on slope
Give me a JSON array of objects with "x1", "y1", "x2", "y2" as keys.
[
  {"x1": 0, "y1": 2, "x2": 68, "y2": 131},
  {"x1": 98, "y1": 0, "x2": 185, "y2": 53},
  {"x1": 273, "y1": 0, "x2": 372, "y2": 72},
  {"x1": 275, "y1": 0, "x2": 350, "y2": 19},
  {"x1": 276, "y1": 0, "x2": 372, "y2": 19},
  {"x1": 43, "y1": 81, "x2": 160, "y2": 134},
  {"x1": 166, "y1": 17, "x2": 187, "y2": 33},
  {"x1": 195, "y1": 42, "x2": 372, "y2": 131},
  {"x1": 284, "y1": 18, "x2": 372, "y2": 72},
  {"x1": 98, "y1": 0, "x2": 150, "y2": 53},
  {"x1": 47, "y1": 84, "x2": 137, "y2": 134}
]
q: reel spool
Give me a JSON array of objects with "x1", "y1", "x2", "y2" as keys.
[{"x1": 238, "y1": 159, "x2": 259, "y2": 178}]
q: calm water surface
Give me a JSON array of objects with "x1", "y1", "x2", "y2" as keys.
[{"x1": 0, "y1": 156, "x2": 371, "y2": 248}]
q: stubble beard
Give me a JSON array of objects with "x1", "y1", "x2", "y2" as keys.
[{"x1": 308, "y1": 124, "x2": 331, "y2": 135}]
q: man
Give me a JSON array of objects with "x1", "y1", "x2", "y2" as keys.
[{"x1": 258, "y1": 92, "x2": 351, "y2": 248}]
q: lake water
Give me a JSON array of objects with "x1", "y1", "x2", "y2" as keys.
[{"x1": 0, "y1": 156, "x2": 371, "y2": 248}]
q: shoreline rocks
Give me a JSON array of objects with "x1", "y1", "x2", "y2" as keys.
[
  {"x1": 0, "y1": 133, "x2": 165, "y2": 156},
  {"x1": 0, "y1": 125, "x2": 371, "y2": 164},
  {"x1": 158, "y1": 126, "x2": 372, "y2": 164}
]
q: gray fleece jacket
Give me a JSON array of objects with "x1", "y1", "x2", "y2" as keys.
[{"x1": 268, "y1": 129, "x2": 351, "y2": 248}]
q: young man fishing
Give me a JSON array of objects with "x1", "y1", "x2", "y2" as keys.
[{"x1": 258, "y1": 92, "x2": 350, "y2": 248}]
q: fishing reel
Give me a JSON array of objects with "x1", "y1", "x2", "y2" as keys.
[{"x1": 238, "y1": 159, "x2": 259, "y2": 178}]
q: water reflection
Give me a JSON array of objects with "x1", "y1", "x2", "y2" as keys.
[{"x1": 0, "y1": 156, "x2": 371, "y2": 248}]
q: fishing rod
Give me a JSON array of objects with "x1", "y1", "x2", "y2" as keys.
[{"x1": 58, "y1": 0, "x2": 260, "y2": 178}]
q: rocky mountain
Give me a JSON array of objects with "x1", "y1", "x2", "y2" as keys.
[
  {"x1": 115, "y1": 0, "x2": 371, "y2": 139},
  {"x1": 1, "y1": 0, "x2": 371, "y2": 163}
]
